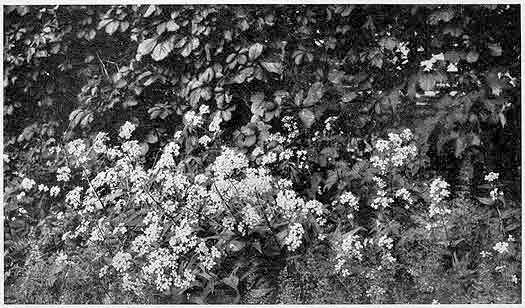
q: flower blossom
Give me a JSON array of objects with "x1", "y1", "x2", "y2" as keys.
[{"x1": 119, "y1": 121, "x2": 136, "y2": 139}]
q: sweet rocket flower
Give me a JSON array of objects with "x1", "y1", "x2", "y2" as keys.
[
  {"x1": 490, "y1": 188, "x2": 503, "y2": 201},
  {"x1": 283, "y1": 223, "x2": 304, "y2": 251},
  {"x1": 92, "y1": 132, "x2": 109, "y2": 154},
  {"x1": 211, "y1": 147, "x2": 249, "y2": 179},
  {"x1": 493, "y1": 241, "x2": 509, "y2": 254},
  {"x1": 428, "y1": 178, "x2": 451, "y2": 217},
  {"x1": 339, "y1": 191, "x2": 359, "y2": 211},
  {"x1": 50, "y1": 186, "x2": 60, "y2": 197},
  {"x1": 56, "y1": 166, "x2": 71, "y2": 182},
  {"x1": 485, "y1": 172, "x2": 499, "y2": 182},
  {"x1": 198, "y1": 135, "x2": 212, "y2": 146},
  {"x1": 65, "y1": 186, "x2": 83, "y2": 207},
  {"x1": 199, "y1": 104, "x2": 210, "y2": 115},
  {"x1": 21, "y1": 178, "x2": 36, "y2": 190},
  {"x1": 209, "y1": 113, "x2": 222, "y2": 132},
  {"x1": 183, "y1": 110, "x2": 203, "y2": 127},
  {"x1": 429, "y1": 178, "x2": 450, "y2": 205},
  {"x1": 112, "y1": 251, "x2": 132, "y2": 272},
  {"x1": 119, "y1": 121, "x2": 136, "y2": 139}
]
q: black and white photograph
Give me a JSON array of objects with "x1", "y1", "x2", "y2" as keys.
[{"x1": 2, "y1": 3, "x2": 522, "y2": 305}]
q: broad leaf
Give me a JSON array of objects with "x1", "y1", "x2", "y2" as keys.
[
  {"x1": 248, "y1": 43, "x2": 264, "y2": 60},
  {"x1": 260, "y1": 61, "x2": 282, "y2": 74},
  {"x1": 151, "y1": 36, "x2": 175, "y2": 61},
  {"x1": 299, "y1": 108, "x2": 315, "y2": 128}
]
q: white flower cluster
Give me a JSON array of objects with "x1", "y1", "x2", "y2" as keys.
[
  {"x1": 396, "y1": 41, "x2": 410, "y2": 64},
  {"x1": 50, "y1": 185, "x2": 60, "y2": 197},
  {"x1": 112, "y1": 251, "x2": 132, "y2": 272},
  {"x1": 376, "y1": 234, "x2": 396, "y2": 263},
  {"x1": 282, "y1": 115, "x2": 299, "y2": 141},
  {"x1": 93, "y1": 132, "x2": 109, "y2": 154},
  {"x1": 211, "y1": 147, "x2": 249, "y2": 179},
  {"x1": 183, "y1": 110, "x2": 203, "y2": 127},
  {"x1": 335, "y1": 233, "x2": 364, "y2": 276},
  {"x1": 58, "y1": 133, "x2": 331, "y2": 295},
  {"x1": 119, "y1": 121, "x2": 136, "y2": 139},
  {"x1": 336, "y1": 191, "x2": 359, "y2": 219},
  {"x1": 490, "y1": 187, "x2": 503, "y2": 201},
  {"x1": 66, "y1": 139, "x2": 88, "y2": 165},
  {"x1": 209, "y1": 113, "x2": 223, "y2": 132},
  {"x1": 366, "y1": 130, "x2": 417, "y2": 211},
  {"x1": 377, "y1": 234, "x2": 394, "y2": 250},
  {"x1": 21, "y1": 178, "x2": 36, "y2": 190},
  {"x1": 65, "y1": 186, "x2": 83, "y2": 207},
  {"x1": 485, "y1": 172, "x2": 499, "y2": 182},
  {"x1": 55, "y1": 251, "x2": 69, "y2": 266},
  {"x1": 56, "y1": 166, "x2": 71, "y2": 182},
  {"x1": 395, "y1": 188, "x2": 413, "y2": 208},
  {"x1": 370, "y1": 130, "x2": 417, "y2": 174},
  {"x1": 493, "y1": 241, "x2": 509, "y2": 254},
  {"x1": 153, "y1": 142, "x2": 180, "y2": 171},
  {"x1": 428, "y1": 178, "x2": 451, "y2": 218},
  {"x1": 371, "y1": 190, "x2": 395, "y2": 210},
  {"x1": 283, "y1": 223, "x2": 304, "y2": 251}
]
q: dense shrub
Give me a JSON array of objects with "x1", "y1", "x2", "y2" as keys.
[{"x1": 3, "y1": 4, "x2": 521, "y2": 304}]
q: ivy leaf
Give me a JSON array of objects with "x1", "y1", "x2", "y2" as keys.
[
  {"x1": 299, "y1": 108, "x2": 315, "y2": 128},
  {"x1": 180, "y1": 42, "x2": 192, "y2": 57},
  {"x1": 144, "y1": 5, "x2": 156, "y2": 17},
  {"x1": 105, "y1": 21, "x2": 120, "y2": 35},
  {"x1": 260, "y1": 61, "x2": 282, "y2": 74},
  {"x1": 137, "y1": 37, "x2": 158, "y2": 56},
  {"x1": 248, "y1": 43, "x2": 264, "y2": 61},
  {"x1": 302, "y1": 82, "x2": 324, "y2": 107},
  {"x1": 145, "y1": 130, "x2": 159, "y2": 144},
  {"x1": 151, "y1": 36, "x2": 175, "y2": 61},
  {"x1": 166, "y1": 20, "x2": 179, "y2": 32},
  {"x1": 232, "y1": 67, "x2": 254, "y2": 84},
  {"x1": 156, "y1": 22, "x2": 167, "y2": 35},
  {"x1": 227, "y1": 240, "x2": 245, "y2": 252}
]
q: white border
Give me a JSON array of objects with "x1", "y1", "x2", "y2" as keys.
[{"x1": 0, "y1": 1, "x2": 523, "y2": 307}]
